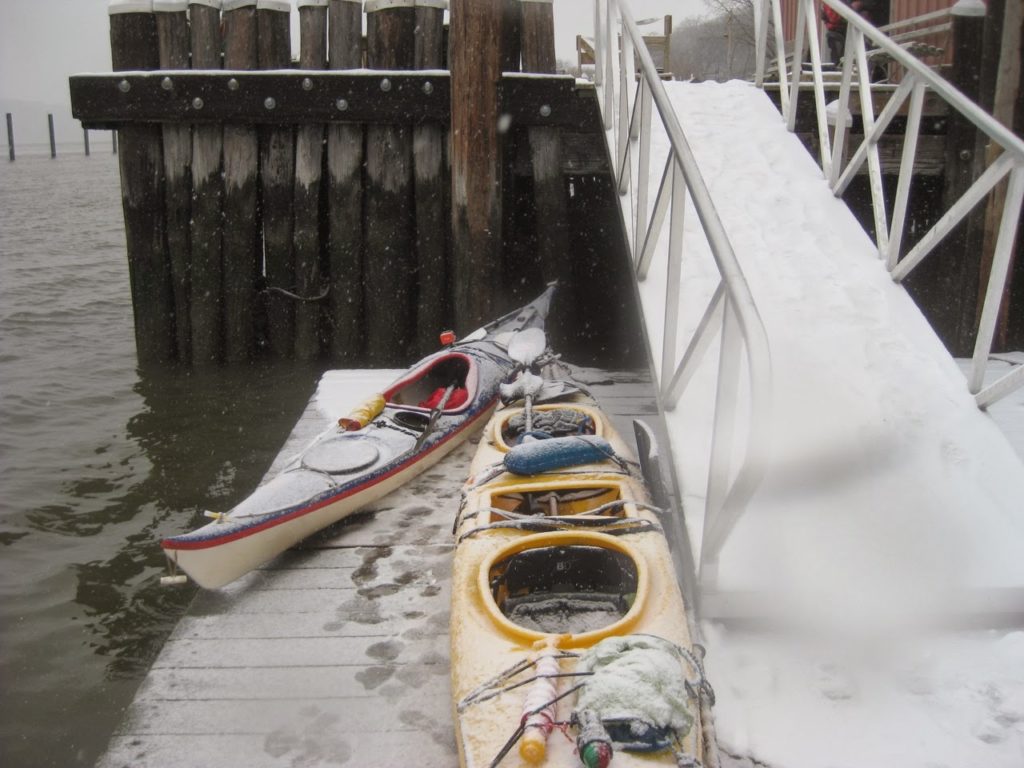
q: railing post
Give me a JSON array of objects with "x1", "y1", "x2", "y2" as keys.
[
  {"x1": 970, "y1": 166, "x2": 1024, "y2": 394},
  {"x1": 700, "y1": 297, "x2": 743, "y2": 574},
  {"x1": 770, "y1": 0, "x2": 789, "y2": 115},
  {"x1": 785, "y1": 0, "x2": 807, "y2": 132},
  {"x1": 603, "y1": 0, "x2": 615, "y2": 129},
  {"x1": 635, "y1": 79, "x2": 652, "y2": 258},
  {"x1": 616, "y1": 29, "x2": 630, "y2": 193},
  {"x1": 853, "y1": 27, "x2": 889, "y2": 257},
  {"x1": 754, "y1": 0, "x2": 768, "y2": 88},
  {"x1": 886, "y1": 78, "x2": 926, "y2": 271},
  {"x1": 660, "y1": 158, "x2": 686, "y2": 392}
]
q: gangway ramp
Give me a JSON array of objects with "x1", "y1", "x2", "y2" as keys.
[
  {"x1": 627, "y1": 78, "x2": 1024, "y2": 768},
  {"x1": 634, "y1": 79, "x2": 1024, "y2": 620}
]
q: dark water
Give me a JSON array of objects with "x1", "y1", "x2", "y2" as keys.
[{"x1": 0, "y1": 152, "x2": 322, "y2": 767}]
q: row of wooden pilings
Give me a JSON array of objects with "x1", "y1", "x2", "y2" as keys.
[{"x1": 99, "y1": 0, "x2": 571, "y2": 368}]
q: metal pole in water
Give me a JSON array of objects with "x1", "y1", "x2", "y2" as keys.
[
  {"x1": 83, "y1": 128, "x2": 91, "y2": 156},
  {"x1": 48, "y1": 113, "x2": 56, "y2": 158},
  {"x1": 5, "y1": 112, "x2": 13, "y2": 161}
]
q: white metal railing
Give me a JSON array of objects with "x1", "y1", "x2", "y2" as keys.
[
  {"x1": 592, "y1": 0, "x2": 774, "y2": 585},
  {"x1": 754, "y1": 0, "x2": 1024, "y2": 409}
]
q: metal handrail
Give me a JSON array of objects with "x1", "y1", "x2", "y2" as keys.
[
  {"x1": 755, "y1": 0, "x2": 1024, "y2": 408},
  {"x1": 594, "y1": 0, "x2": 774, "y2": 585}
]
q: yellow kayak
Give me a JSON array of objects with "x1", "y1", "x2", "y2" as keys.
[{"x1": 451, "y1": 399, "x2": 715, "y2": 768}]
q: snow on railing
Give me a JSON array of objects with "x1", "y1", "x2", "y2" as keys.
[
  {"x1": 592, "y1": 0, "x2": 774, "y2": 583},
  {"x1": 754, "y1": 0, "x2": 1024, "y2": 409}
]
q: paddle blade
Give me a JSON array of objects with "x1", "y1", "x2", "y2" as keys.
[{"x1": 508, "y1": 327, "x2": 547, "y2": 367}]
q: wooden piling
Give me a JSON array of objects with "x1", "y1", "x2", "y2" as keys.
[
  {"x1": 48, "y1": 113, "x2": 56, "y2": 158},
  {"x1": 365, "y1": 0, "x2": 415, "y2": 362},
  {"x1": 112, "y1": 130, "x2": 118, "y2": 154},
  {"x1": 413, "y1": 0, "x2": 448, "y2": 354},
  {"x1": 156, "y1": 1, "x2": 193, "y2": 362},
  {"x1": 222, "y1": 0, "x2": 261, "y2": 363},
  {"x1": 976, "y1": 0, "x2": 1021, "y2": 348},
  {"x1": 293, "y1": 0, "x2": 328, "y2": 361},
  {"x1": 6, "y1": 113, "x2": 13, "y2": 161},
  {"x1": 939, "y1": 1, "x2": 986, "y2": 355},
  {"x1": 189, "y1": 1, "x2": 225, "y2": 366},
  {"x1": 450, "y1": 0, "x2": 504, "y2": 329},
  {"x1": 326, "y1": 0, "x2": 365, "y2": 362},
  {"x1": 110, "y1": 2, "x2": 175, "y2": 365},
  {"x1": 84, "y1": 128, "x2": 91, "y2": 156},
  {"x1": 521, "y1": 0, "x2": 572, "y2": 291},
  {"x1": 258, "y1": 0, "x2": 295, "y2": 359}
]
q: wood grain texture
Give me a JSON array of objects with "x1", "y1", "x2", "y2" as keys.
[
  {"x1": 222, "y1": 6, "x2": 261, "y2": 363},
  {"x1": 111, "y1": 10, "x2": 175, "y2": 366},
  {"x1": 326, "y1": 0, "x2": 365, "y2": 362},
  {"x1": 450, "y1": 0, "x2": 504, "y2": 330},
  {"x1": 258, "y1": 6, "x2": 295, "y2": 359},
  {"x1": 156, "y1": 9, "x2": 193, "y2": 361},
  {"x1": 293, "y1": 3, "x2": 328, "y2": 361},
  {"x1": 189, "y1": 2, "x2": 225, "y2": 366},
  {"x1": 365, "y1": 6, "x2": 415, "y2": 363}
]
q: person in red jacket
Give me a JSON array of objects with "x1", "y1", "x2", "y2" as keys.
[{"x1": 821, "y1": 2, "x2": 847, "y2": 64}]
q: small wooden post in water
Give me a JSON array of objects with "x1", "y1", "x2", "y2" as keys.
[
  {"x1": 189, "y1": 0, "x2": 225, "y2": 366},
  {"x1": 521, "y1": 0, "x2": 571, "y2": 290},
  {"x1": 156, "y1": 1, "x2": 193, "y2": 362},
  {"x1": 48, "y1": 113, "x2": 56, "y2": 158},
  {"x1": 6, "y1": 113, "x2": 14, "y2": 161},
  {"x1": 365, "y1": 0, "x2": 416, "y2": 362},
  {"x1": 326, "y1": 0, "x2": 365, "y2": 362},
  {"x1": 222, "y1": 0, "x2": 261, "y2": 363},
  {"x1": 258, "y1": 0, "x2": 296, "y2": 359},
  {"x1": 294, "y1": 0, "x2": 328, "y2": 361},
  {"x1": 112, "y1": 130, "x2": 118, "y2": 154},
  {"x1": 450, "y1": 0, "x2": 504, "y2": 329},
  {"x1": 109, "y1": 1, "x2": 175, "y2": 365},
  {"x1": 413, "y1": 0, "x2": 448, "y2": 355},
  {"x1": 83, "y1": 128, "x2": 91, "y2": 156}
]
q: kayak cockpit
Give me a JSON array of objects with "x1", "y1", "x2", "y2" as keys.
[
  {"x1": 487, "y1": 539, "x2": 640, "y2": 636},
  {"x1": 477, "y1": 532, "x2": 649, "y2": 646},
  {"x1": 384, "y1": 353, "x2": 477, "y2": 413}
]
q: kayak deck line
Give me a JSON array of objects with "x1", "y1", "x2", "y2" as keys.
[
  {"x1": 161, "y1": 396, "x2": 498, "y2": 551},
  {"x1": 98, "y1": 366, "x2": 685, "y2": 768}
]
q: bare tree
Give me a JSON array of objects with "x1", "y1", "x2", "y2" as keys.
[{"x1": 671, "y1": 0, "x2": 775, "y2": 82}]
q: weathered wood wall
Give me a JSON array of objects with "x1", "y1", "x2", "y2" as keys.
[{"x1": 92, "y1": 0, "x2": 588, "y2": 368}]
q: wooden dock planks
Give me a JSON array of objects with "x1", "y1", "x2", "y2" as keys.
[{"x1": 98, "y1": 367, "x2": 676, "y2": 768}]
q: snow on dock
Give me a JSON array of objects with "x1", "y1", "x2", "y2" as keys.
[
  {"x1": 97, "y1": 367, "x2": 667, "y2": 768},
  {"x1": 631, "y1": 81, "x2": 1024, "y2": 768}
]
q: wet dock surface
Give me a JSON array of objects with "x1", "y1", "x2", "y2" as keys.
[{"x1": 98, "y1": 366, "x2": 675, "y2": 768}]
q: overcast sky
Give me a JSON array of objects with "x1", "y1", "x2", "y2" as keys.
[{"x1": 0, "y1": 0, "x2": 707, "y2": 107}]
